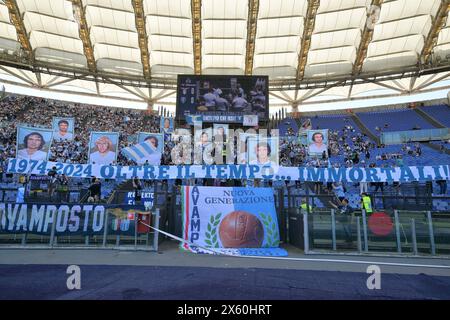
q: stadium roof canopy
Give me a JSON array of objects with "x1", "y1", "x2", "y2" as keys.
[{"x1": 1, "y1": 0, "x2": 450, "y2": 111}]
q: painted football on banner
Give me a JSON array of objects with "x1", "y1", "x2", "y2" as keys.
[{"x1": 219, "y1": 211, "x2": 264, "y2": 248}]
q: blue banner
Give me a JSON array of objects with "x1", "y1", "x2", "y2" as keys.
[{"x1": 0, "y1": 203, "x2": 150, "y2": 236}]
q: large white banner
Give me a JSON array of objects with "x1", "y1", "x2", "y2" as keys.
[
  {"x1": 7, "y1": 158, "x2": 450, "y2": 183},
  {"x1": 181, "y1": 186, "x2": 287, "y2": 256}
]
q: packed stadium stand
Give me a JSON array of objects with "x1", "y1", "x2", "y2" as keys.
[{"x1": 1, "y1": 95, "x2": 449, "y2": 214}]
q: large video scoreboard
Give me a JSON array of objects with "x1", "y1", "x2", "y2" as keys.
[{"x1": 176, "y1": 75, "x2": 269, "y2": 123}]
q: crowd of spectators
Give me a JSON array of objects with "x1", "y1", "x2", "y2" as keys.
[
  {"x1": 0, "y1": 95, "x2": 161, "y2": 168},
  {"x1": 0, "y1": 95, "x2": 449, "y2": 174}
]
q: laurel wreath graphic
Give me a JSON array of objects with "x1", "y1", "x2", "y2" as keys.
[
  {"x1": 205, "y1": 213, "x2": 222, "y2": 248},
  {"x1": 260, "y1": 213, "x2": 279, "y2": 248}
]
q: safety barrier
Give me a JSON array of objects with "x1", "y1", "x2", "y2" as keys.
[
  {"x1": 292, "y1": 209, "x2": 450, "y2": 256},
  {"x1": 0, "y1": 203, "x2": 160, "y2": 251}
]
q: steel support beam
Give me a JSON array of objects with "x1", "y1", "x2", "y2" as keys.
[
  {"x1": 132, "y1": 0, "x2": 151, "y2": 79},
  {"x1": 296, "y1": 0, "x2": 320, "y2": 82},
  {"x1": 71, "y1": 0, "x2": 97, "y2": 73},
  {"x1": 191, "y1": 0, "x2": 202, "y2": 74},
  {"x1": 4, "y1": 0, "x2": 32, "y2": 61},
  {"x1": 421, "y1": 0, "x2": 450, "y2": 65},
  {"x1": 245, "y1": 0, "x2": 259, "y2": 75},
  {"x1": 353, "y1": 0, "x2": 384, "y2": 75}
]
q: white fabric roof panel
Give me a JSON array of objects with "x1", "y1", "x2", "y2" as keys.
[
  {"x1": 310, "y1": 29, "x2": 362, "y2": 51},
  {"x1": 258, "y1": 0, "x2": 308, "y2": 19},
  {"x1": 313, "y1": 7, "x2": 367, "y2": 33},
  {"x1": 90, "y1": 26, "x2": 138, "y2": 49},
  {"x1": 34, "y1": 47, "x2": 87, "y2": 69},
  {"x1": 23, "y1": 12, "x2": 80, "y2": 40},
  {"x1": 149, "y1": 35, "x2": 193, "y2": 54},
  {"x1": 255, "y1": 0, "x2": 306, "y2": 78},
  {"x1": 202, "y1": 55, "x2": 244, "y2": 70},
  {"x1": 254, "y1": 52, "x2": 299, "y2": 69},
  {"x1": 201, "y1": 0, "x2": 248, "y2": 73},
  {"x1": 202, "y1": 0, "x2": 248, "y2": 20},
  {"x1": 366, "y1": 34, "x2": 424, "y2": 58},
  {"x1": 256, "y1": 17, "x2": 304, "y2": 39},
  {"x1": 30, "y1": 31, "x2": 84, "y2": 54},
  {"x1": 253, "y1": 66, "x2": 297, "y2": 78},
  {"x1": 255, "y1": 36, "x2": 300, "y2": 55},
  {"x1": 94, "y1": 43, "x2": 140, "y2": 62},
  {"x1": 85, "y1": 6, "x2": 136, "y2": 32},
  {"x1": 16, "y1": 0, "x2": 75, "y2": 20},
  {"x1": 0, "y1": 4, "x2": 12, "y2": 23},
  {"x1": 143, "y1": 0, "x2": 191, "y2": 19},
  {"x1": 145, "y1": 0, "x2": 194, "y2": 72},
  {"x1": 96, "y1": 58, "x2": 143, "y2": 76},
  {"x1": 150, "y1": 51, "x2": 194, "y2": 68},
  {"x1": 303, "y1": 2, "x2": 368, "y2": 79},
  {"x1": 378, "y1": 0, "x2": 440, "y2": 24},
  {"x1": 151, "y1": 65, "x2": 194, "y2": 76},
  {"x1": 0, "y1": 22, "x2": 18, "y2": 41},
  {"x1": 84, "y1": 0, "x2": 134, "y2": 13},
  {"x1": 146, "y1": 16, "x2": 192, "y2": 38},
  {"x1": 304, "y1": 61, "x2": 354, "y2": 78},
  {"x1": 371, "y1": 15, "x2": 432, "y2": 42},
  {"x1": 203, "y1": 38, "x2": 246, "y2": 55},
  {"x1": 363, "y1": 51, "x2": 419, "y2": 72},
  {"x1": 318, "y1": 0, "x2": 370, "y2": 13},
  {"x1": 202, "y1": 20, "x2": 247, "y2": 39}
]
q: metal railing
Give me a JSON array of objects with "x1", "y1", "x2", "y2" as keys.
[
  {"x1": 0, "y1": 206, "x2": 160, "y2": 252},
  {"x1": 295, "y1": 209, "x2": 449, "y2": 256}
]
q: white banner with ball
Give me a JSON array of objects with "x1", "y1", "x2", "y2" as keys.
[{"x1": 181, "y1": 186, "x2": 288, "y2": 256}]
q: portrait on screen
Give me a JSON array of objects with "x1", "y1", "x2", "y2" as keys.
[
  {"x1": 16, "y1": 125, "x2": 53, "y2": 161},
  {"x1": 88, "y1": 132, "x2": 119, "y2": 165},
  {"x1": 52, "y1": 117, "x2": 75, "y2": 141}
]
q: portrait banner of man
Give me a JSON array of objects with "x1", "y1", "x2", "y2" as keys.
[
  {"x1": 247, "y1": 137, "x2": 279, "y2": 168},
  {"x1": 193, "y1": 128, "x2": 214, "y2": 164},
  {"x1": 134, "y1": 132, "x2": 164, "y2": 165},
  {"x1": 88, "y1": 132, "x2": 119, "y2": 165},
  {"x1": 213, "y1": 124, "x2": 229, "y2": 143},
  {"x1": 237, "y1": 132, "x2": 258, "y2": 164},
  {"x1": 160, "y1": 117, "x2": 174, "y2": 134},
  {"x1": 52, "y1": 117, "x2": 75, "y2": 141},
  {"x1": 307, "y1": 129, "x2": 329, "y2": 157},
  {"x1": 16, "y1": 125, "x2": 53, "y2": 161}
]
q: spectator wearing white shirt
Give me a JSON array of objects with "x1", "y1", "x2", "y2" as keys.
[
  {"x1": 203, "y1": 88, "x2": 216, "y2": 111},
  {"x1": 232, "y1": 94, "x2": 249, "y2": 111}
]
